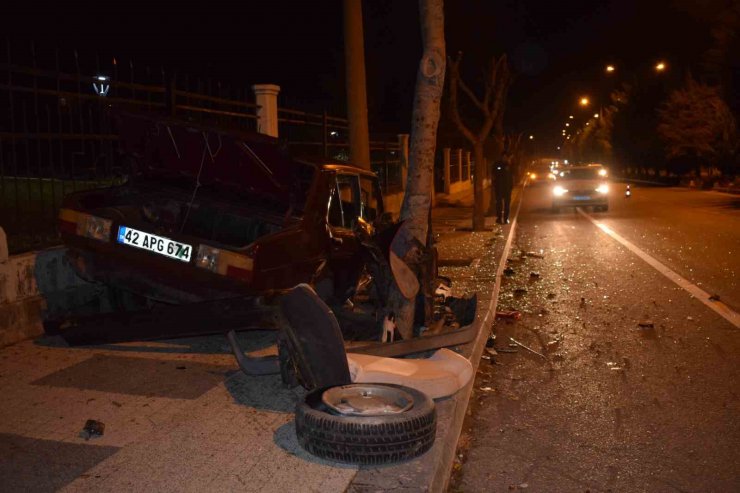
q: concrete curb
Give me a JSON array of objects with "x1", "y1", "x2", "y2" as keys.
[
  {"x1": 347, "y1": 187, "x2": 524, "y2": 492},
  {"x1": 430, "y1": 187, "x2": 523, "y2": 493}
]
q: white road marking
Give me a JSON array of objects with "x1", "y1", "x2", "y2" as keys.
[{"x1": 577, "y1": 208, "x2": 740, "y2": 329}]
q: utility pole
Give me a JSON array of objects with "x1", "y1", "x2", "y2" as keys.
[{"x1": 343, "y1": 0, "x2": 371, "y2": 169}]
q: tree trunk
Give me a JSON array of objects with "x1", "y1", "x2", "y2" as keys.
[
  {"x1": 472, "y1": 141, "x2": 486, "y2": 230},
  {"x1": 386, "y1": 0, "x2": 446, "y2": 340}
]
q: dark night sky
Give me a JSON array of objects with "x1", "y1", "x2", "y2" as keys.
[{"x1": 3, "y1": 0, "x2": 718, "y2": 151}]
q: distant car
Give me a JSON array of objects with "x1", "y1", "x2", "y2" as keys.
[
  {"x1": 526, "y1": 163, "x2": 556, "y2": 185},
  {"x1": 551, "y1": 165, "x2": 610, "y2": 212}
]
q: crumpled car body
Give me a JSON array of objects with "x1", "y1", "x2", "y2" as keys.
[{"x1": 58, "y1": 112, "x2": 386, "y2": 304}]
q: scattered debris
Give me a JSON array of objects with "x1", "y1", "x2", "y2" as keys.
[
  {"x1": 546, "y1": 338, "x2": 561, "y2": 348},
  {"x1": 606, "y1": 362, "x2": 624, "y2": 371},
  {"x1": 495, "y1": 347, "x2": 519, "y2": 354},
  {"x1": 513, "y1": 288, "x2": 528, "y2": 297},
  {"x1": 79, "y1": 419, "x2": 105, "y2": 441},
  {"x1": 637, "y1": 320, "x2": 655, "y2": 329},
  {"x1": 485, "y1": 333, "x2": 497, "y2": 348},
  {"x1": 504, "y1": 267, "x2": 516, "y2": 277},
  {"x1": 709, "y1": 294, "x2": 721, "y2": 302},
  {"x1": 529, "y1": 272, "x2": 541, "y2": 279},
  {"x1": 479, "y1": 386, "x2": 494, "y2": 392},
  {"x1": 496, "y1": 310, "x2": 522, "y2": 321},
  {"x1": 525, "y1": 251, "x2": 544, "y2": 259},
  {"x1": 686, "y1": 316, "x2": 694, "y2": 322},
  {"x1": 485, "y1": 348, "x2": 498, "y2": 357},
  {"x1": 509, "y1": 337, "x2": 546, "y2": 359},
  {"x1": 176, "y1": 366, "x2": 186, "y2": 370},
  {"x1": 547, "y1": 293, "x2": 557, "y2": 300}
]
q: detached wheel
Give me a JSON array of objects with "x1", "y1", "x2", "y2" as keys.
[{"x1": 295, "y1": 383, "x2": 436, "y2": 465}]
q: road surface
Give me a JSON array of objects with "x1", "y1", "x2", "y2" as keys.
[{"x1": 452, "y1": 184, "x2": 740, "y2": 492}]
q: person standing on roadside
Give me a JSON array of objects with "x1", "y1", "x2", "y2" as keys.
[{"x1": 493, "y1": 153, "x2": 514, "y2": 224}]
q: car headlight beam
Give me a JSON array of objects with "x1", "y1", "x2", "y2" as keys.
[
  {"x1": 553, "y1": 186, "x2": 568, "y2": 197},
  {"x1": 596, "y1": 184, "x2": 609, "y2": 194}
]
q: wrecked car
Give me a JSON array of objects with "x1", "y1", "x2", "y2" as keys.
[{"x1": 58, "y1": 112, "x2": 387, "y2": 306}]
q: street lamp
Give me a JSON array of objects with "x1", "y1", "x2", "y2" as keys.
[
  {"x1": 529, "y1": 135, "x2": 534, "y2": 140},
  {"x1": 579, "y1": 96, "x2": 590, "y2": 107},
  {"x1": 605, "y1": 64, "x2": 615, "y2": 73},
  {"x1": 593, "y1": 113, "x2": 599, "y2": 118},
  {"x1": 569, "y1": 115, "x2": 574, "y2": 119},
  {"x1": 565, "y1": 123, "x2": 570, "y2": 127},
  {"x1": 655, "y1": 61, "x2": 666, "y2": 72}
]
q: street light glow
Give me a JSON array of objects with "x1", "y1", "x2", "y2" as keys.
[
  {"x1": 529, "y1": 135, "x2": 534, "y2": 140},
  {"x1": 655, "y1": 61, "x2": 666, "y2": 72},
  {"x1": 569, "y1": 115, "x2": 574, "y2": 119},
  {"x1": 606, "y1": 65, "x2": 615, "y2": 73},
  {"x1": 579, "y1": 97, "x2": 590, "y2": 106},
  {"x1": 565, "y1": 123, "x2": 570, "y2": 127},
  {"x1": 594, "y1": 113, "x2": 599, "y2": 118}
]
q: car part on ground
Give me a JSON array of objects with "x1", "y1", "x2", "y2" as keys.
[
  {"x1": 346, "y1": 348, "x2": 473, "y2": 399},
  {"x1": 278, "y1": 284, "x2": 352, "y2": 390},
  {"x1": 295, "y1": 383, "x2": 436, "y2": 465},
  {"x1": 225, "y1": 330, "x2": 280, "y2": 376}
]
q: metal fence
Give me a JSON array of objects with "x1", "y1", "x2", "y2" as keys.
[{"x1": 0, "y1": 42, "x2": 401, "y2": 254}]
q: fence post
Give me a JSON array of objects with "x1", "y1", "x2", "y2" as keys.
[
  {"x1": 397, "y1": 133, "x2": 409, "y2": 190},
  {"x1": 456, "y1": 149, "x2": 463, "y2": 184},
  {"x1": 322, "y1": 110, "x2": 328, "y2": 158},
  {"x1": 443, "y1": 147, "x2": 451, "y2": 193},
  {"x1": 0, "y1": 227, "x2": 7, "y2": 263},
  {"x1": 167, "y1": 76, "x2": 177, "y2": 116},
  {"x1": 465, "y1": 151, "x2": 471, "y2": 180},
  {"x1": 252, "y1": 84, "x2": 281, "y2": 138}
]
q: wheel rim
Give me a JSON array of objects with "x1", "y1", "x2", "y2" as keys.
[{"x1": 322, "y1": 384, "x2": 414, "y2": 416}]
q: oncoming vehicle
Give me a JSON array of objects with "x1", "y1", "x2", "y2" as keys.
[
  {"x1": 526, "y1": 158, "x2": 557, "y2": 185},
  {"x1": 58, "y1": 112, "x2": 388, "y2": 306},
  {"x1": 551, "y1": 164, "x2": 610, "y2": 212}
]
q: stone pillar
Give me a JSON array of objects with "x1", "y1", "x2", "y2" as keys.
[
  {"x1": 252, "y1": 84, "x2": 281, "y2": 138},
  {"x1": 456, "y1": 149, "x2": 463, "y2": 183},
  {"x1": 398, "y1": 133, "x2": 409, "y2": 189},
  {"x1": 443, "y1": 148, "x2": 451, "y2": 193}
]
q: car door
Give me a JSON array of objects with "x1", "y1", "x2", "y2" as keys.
[{"x1": 326, "y1": 172, "x2": 363, "y2": 299}]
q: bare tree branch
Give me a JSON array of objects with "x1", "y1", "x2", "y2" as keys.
[{"x1": 447, "y1": 54, "x2": 478, "y2": 143}]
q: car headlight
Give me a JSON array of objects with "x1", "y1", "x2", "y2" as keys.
[
  {"x1": 596, "y1": 184, "x2": 609, "y2": 194},
  {"x1": 553, "y1": 186, "x2": 568, "y2": 196},
  {"x1": 598, "y1": 169, "x2": 608, "y2": 177},
  {"x1": 530, "y1": 173, "x2": 537, "y2": 179},
  {"x1": 78, "y1": 214, "x2": 112, "y2": 242}
]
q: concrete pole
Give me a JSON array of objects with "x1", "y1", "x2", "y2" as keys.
[
  {"x1": 398, "y1": 133, "x2": 409, "y2": 189},
  {"x1": 252, "y1": 84, "x2": 281, "y2": 138},
  {"x1": 443, "y1": 147, "x2": 451, "y2": 193},
  {"x1": 343, "y1": 0, "x2": 371, "y2": 169}
]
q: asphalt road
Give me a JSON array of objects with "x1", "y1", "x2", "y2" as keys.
[{"x1": 451, "y1": 184, "x2": 740, "y2": 492}]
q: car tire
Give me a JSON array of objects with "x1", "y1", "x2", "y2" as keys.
[{"x1": 295, "y1": 384, "x2": 437, "y2": 465}]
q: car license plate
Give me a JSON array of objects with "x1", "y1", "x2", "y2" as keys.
[
  {"x1": 117, "y1": 226, "x2": 192, "y2": 262},
  {"x1": 573, "y1": 195, "x2": 591, "y2": 200}
]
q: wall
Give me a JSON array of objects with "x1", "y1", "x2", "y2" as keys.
[{"x1": 0, "y1": 243, "x2": 111, "y2": 348}]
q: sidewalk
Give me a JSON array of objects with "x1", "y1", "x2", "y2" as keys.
[{"x1": 0, "y1": 189, "x2": 516, "y2": 492}]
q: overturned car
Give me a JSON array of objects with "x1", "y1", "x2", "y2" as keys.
[{"x1": 59, "y1": 113, "x2": 386, "y2": 306}]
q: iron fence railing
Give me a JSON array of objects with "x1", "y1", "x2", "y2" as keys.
[{"x1": 0, "y1": 42, "x2": 403, "y2": 254}]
